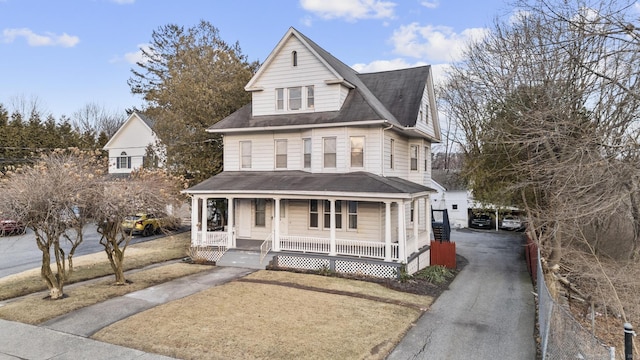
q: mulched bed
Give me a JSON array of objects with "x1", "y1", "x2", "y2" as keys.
[{"x1": 267, "y1": 254, "x2": 469, "y2": 299}]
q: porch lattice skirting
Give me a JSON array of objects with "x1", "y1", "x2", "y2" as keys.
[{"x1": 189, "y1": 246, "x2": 226, "y2": 263}]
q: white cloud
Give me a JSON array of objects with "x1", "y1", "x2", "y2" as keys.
[
  {"x1": 420, "y1": 1, "x2": 439, "y2": 9},
  {"x1": 301, "y1": 15, "x2": 314, "y2": 27},
  {"x1": 2, "y1": 28, "x2": 79, "y2": 47},
  {"x1": 125, "y1": 44, "x2": 152, "y2": 64},
  {"x1": 390, "y1": 22, "x2": 488, "y2": 62},
  {"x1": 111, "y1": 0, "x2": 135, "y2": 4},
  {"x1": 352, "y1": 58, "x2": 427, "y2": 72},
  {"x1": 300, "y1": 0, "x2": 396, "y2": 21},
  {"x1": 352, "y1": 58, "x2": 451, "y2": 85}
]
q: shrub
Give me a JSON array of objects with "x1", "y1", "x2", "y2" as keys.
[{"x1": 413, "y1": 265, "x2": 454, "y2": 284}]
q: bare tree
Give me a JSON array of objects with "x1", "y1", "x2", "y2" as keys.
[
  {"x1": 71, "y1": 102, "x2": 126, "y2": 140},
  {"x1": 7, "y1": 94, "x2": 51, "y2": 121},
  {"x1": 92, "y1": 169, "x2": 186, "y2": 285},
  {"x1": 0, "y1": 149, "x2": 104, "y2": 299}
]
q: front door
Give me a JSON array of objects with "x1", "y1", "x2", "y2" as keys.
[
  {"x1": 278, "y1": 199, "x2": 288, "y2": 235},
  {"x1": 237, "y1": 199, "x2": 251, "y2": 238}
]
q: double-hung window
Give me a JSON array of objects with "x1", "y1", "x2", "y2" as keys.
[
  {"x1": 241, "y1": 141, "x2": 252, "y2": 169},
  {"x1": 348, "y1": 201, "x2": 358, "y2": 230},
  {"x1": 324, "y1": 200, "x2": 342, "y2": 229},
  {"x1": 303, "y1": 138, "x2": 311, "y2": 168},
  {"x1": 288, "y1": 87, "x2": 301, "y2": 110},
  {"x1": 410, "y1": 145, "x2": 418, "y2": 171},
  {"x1": 323, "y1": 137, "x2": 336, "y2": 168},
  {"x1": 276, "y1": 88, "x2": 284, "y2": 110},
  {"x1": 275, "y1": 139, "x2": 287, "y2": 169},
  {"x1": 255, "y1": 199, "x2": 266, "y2": 227},
  {"x1": 390, "y1": 139, "x2": 395, "y2": 169},
  {"x1": 117, "y1": 151, "x2": 131, "y2": 169},
  {"x1": 350, "y1": 136, "x2": 364, "y2": 168},
  {"x1": 309, "y1": 200, "x2": 319, "y2": 228},
  {"x1": 306, "y1": 86, "x2": 314, "y2": 108}
]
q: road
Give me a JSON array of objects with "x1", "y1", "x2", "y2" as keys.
[
  {"x1": 387, "y1": 228, "x2": 536, "y2": 359},
  {"x1": 0, "y1": 225, "x2": 177, "y2": 278}
]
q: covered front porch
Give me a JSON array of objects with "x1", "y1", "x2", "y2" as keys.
[{"x1": 184, "y1": 171, "x2": 435, "y2": 277}]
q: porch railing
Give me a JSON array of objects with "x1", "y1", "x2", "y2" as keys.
[
  {"x1": 279, "y1": 235, "x2": 400, "y2": 261},
  {"x1": 193, "y1": 231, "x2": 229, "y2": 248},
  {"x1": 260, "y1": 234, "x2": 273, "y2": 264}
]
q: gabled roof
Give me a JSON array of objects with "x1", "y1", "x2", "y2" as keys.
[
  {"x1": 186, "y1": 171, "x2": 435, "y2": 198},
  {"x1": 209, "y1": 27, "x2": 435, "y2": 139},
  {"x1": 103, "y1": 111, "x2": 155, "y2": 150}
]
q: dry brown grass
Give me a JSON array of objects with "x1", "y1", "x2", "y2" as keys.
[
  {"x1": 92, "y1": 270, "x2": 433, "y2": 360},
  {"x1": 0, "y1": 231, "x2": 192, "y2": 301},
  {"x1": 0, "y1": 262, "x2": 212, "y2": 324}
]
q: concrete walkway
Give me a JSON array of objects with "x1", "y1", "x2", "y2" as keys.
[
  {"x1": 0, "y1": 266, "x2": 254, "y2": 359},
  {"x1": 387, "y1": 229, "x2": 536, "y2": 359}
]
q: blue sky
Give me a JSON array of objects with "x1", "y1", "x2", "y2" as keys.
[{"x1": 0, "y1": 0, "x2": 511, "y2": 120}]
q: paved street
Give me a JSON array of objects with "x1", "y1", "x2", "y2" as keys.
[
  {"x1": 0, "y1": 225, "x2": 179, "y2": 278},
  {"x1": 387, "y1": 228, "x2": 536, "y2": 359}
]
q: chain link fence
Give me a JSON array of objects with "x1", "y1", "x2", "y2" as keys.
[{"x1": 537, "y1": 251, "x2": 616, "y2": 359}]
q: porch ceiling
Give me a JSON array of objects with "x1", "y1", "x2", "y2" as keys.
[{"x1": 185, "y1": 171, "x2": 435, "y2": 198}]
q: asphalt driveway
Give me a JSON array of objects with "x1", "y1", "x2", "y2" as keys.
[{"x1": 387, "y1": 228, "x2": 536, "y2": 359}]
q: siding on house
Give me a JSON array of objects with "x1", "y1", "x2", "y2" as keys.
[
  {"x1": 104, "y1": 114, "x2": 157, "y2": 174},
  {"x1": 286, "y1": 199, "x2": 384, "y2": 242},
  {"x1": 250, "y1": 36, "x2": 348, "y2": 116}
]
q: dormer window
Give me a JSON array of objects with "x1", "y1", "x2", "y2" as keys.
[{"x1": 292, "y1": 51, "x2": 298, "y2": 67}]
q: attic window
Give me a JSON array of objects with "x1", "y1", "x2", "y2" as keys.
[{"x1": 292, "y1": 51, "x2": 298, "y2": 67}]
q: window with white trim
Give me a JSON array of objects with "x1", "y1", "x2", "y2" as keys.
[
  {"x1": 323, "y1": 137, "x2": 336, "y2": 168},
  {"x1": 275, "y1": 139, "x2": 287, "y2": 169},
  {"x1": 255, "y1": 199, "x2": 265, "y2": 227},
  {"x1": 324, "y1": 200, "x2": 342, "y2": 229},
  {"x1": 348, "y1": 201, "x2": 358, "y2": 230},
  {"x1": 117, "y1": 151, "x2": 131, "y2": 169},
  {"x1": 240, "y1": 141, "x2": 251, "y2": 169},
  {"x1": 424, "y1": 146, "x2": 429, "y2": 171},
  {"x1": 288, "y1": 87, "x2": 301, "y2": 110},
  {"x1": 276, "y1": 88, "x2": 284, "y2": 110},
  {"x1": 350, "y1": 136, "x2": 364, "y2": 168},
  {"x1": 307, "y1": 86, "x2": 314, "y2": 108},
  {"x1": 410, "y1": 145, "x2": 418, "y2": 171},
  {"x1": 390, "y1": 139, "x2": 395, "y2": 169},
  {"x1": 309, "y1": 200, "x2": 318, "y2": 228},
  {"x1": 303, "y1": 138, "x2": 311, "y2": 168}
]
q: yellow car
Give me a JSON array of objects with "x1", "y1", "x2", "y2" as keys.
[{"x1": 122, "y1": 213, "x2": 164, "y2": 237}]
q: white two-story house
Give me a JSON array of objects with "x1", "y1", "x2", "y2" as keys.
[{"x1": 185, "y1": 27, "x2": 441, "y2": 278}]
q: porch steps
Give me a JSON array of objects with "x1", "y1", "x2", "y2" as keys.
[{"x1": 216, "y1": 249, "x2": 276, "y2": 270}]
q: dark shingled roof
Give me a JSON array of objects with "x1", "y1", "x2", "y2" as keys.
[
  {"x1": 186, "y1": 171, "x2": 435, "y2": 196},
  {"x1": 134, "y1": 111, "x2": 155, "y2": 129},
  {"x1": 208, "y1": 28, "x2": 431, "y2": 132}
]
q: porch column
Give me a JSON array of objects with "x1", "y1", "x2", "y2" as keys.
[
  {"x1": 201, "y1": 196, "x2": 208, "y2": 241},
  {"x1": 227, "y1": 197, "x2": 235, "y2": 248},
  {"x1": 413, "y1": 198, "x2": 419, "y2": 253},
  {"x1": 384, "y1": 201, "x2": 392, "y2": 261},
  {"x1": 425, "y1": 197, "x2": 431, "y2": 247},
  {"x1": 190, "y1": 196, "x2": 199, "y2": 243},
  {"x1": 273, "y1": 197, "x2": 281, "y2": 251},
  {"x1": 329, "y1": 199, "x2": 336, "y2": 256},
  {"x1": 397, "y1": 201, "x2": 406, "y2": 262}
]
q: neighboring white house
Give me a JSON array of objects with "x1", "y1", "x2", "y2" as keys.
[
  {"x1": 184, "y1": 27, "x2": 442, "y2": 277},
  {"x1": 103, "y1": 112, "x2": 162, "y2": 175},
  {"x1": 430, "y1": 169, "x2": 472, "y2": 229}
]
